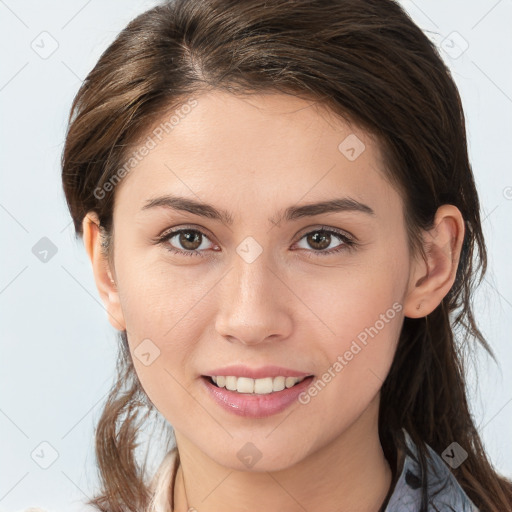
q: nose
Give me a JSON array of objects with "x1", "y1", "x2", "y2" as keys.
[{"x1": 214, "y1": 252, "x2": 293, "y2": 346}]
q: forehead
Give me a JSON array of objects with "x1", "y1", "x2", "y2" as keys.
[{"x1": 114, "y1": 90, "x2": 402, "y2": 222}]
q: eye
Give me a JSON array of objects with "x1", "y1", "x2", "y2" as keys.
[
  {"x1": 293, "y1": 227, "x2": 356, "y2": 256},
  {"x1": 157, "y1": 227, "x2": 216, "y2": 257},
  {"x1": 155, "y1": 225, "x2": 356, "y2": 258}
]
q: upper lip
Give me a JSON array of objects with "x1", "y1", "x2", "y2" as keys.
[{"x1": 203, "y1": 365, "x2": 313, "y2": 379}]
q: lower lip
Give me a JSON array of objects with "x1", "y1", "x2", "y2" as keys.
[{"x1": 201, "y1": 375, "x2": 314, "y2": 418}]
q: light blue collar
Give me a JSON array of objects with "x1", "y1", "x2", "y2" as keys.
[{"x1": 383, "y1": 428, "x2": 479, "y2": 511}]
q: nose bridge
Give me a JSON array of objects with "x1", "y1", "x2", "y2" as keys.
[
  {"x1": 214, "y1": 241, "x2": 291, "y2": 345},
  {"x1": 230, "y1": 235, "x2": 275, "y2": 306}
]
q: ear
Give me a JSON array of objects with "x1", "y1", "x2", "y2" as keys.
[
  {"x1": 82, "y1": 212, "x2": 126, "y2": 331},
  {"x1": 403, "y1": 204, "x2": 465, "y2": 318}
]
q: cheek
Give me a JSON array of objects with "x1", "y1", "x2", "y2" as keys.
[
  {"x1": 125, "y1": 321, "x2": 203, "y2": 428},
  {"x1": 292, "y1": 262, "x2": 405, "y2": 402},
  {"x1": 294, "y1": 258, "x2": 404, "y2": 346},
  {"x1": 295, "y1": 294, "x2": 403, "y2": 441},
  {"x1": 116, "y1": 246, "x2": 209, "y2": 336},
  {"x1": 309, "y1": 291, "x2": 402, "y2": 393},
  {"x1": 114, "y1": 259, "x2": 209, "y2": 415}
]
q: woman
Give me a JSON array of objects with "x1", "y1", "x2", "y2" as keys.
[{"x1": 61, "y1": 0, "x2": 512, "y2": 511}]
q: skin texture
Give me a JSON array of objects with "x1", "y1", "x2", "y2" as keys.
[{"x1": 83, "y1": 91, "x2": 465, "y2": 512}]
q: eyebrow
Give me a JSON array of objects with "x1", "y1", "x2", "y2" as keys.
[{"x1": 141, "y1": 194, "x2": 375, "y2": 226}]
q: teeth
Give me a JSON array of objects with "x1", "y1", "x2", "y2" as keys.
[{"x1": 210, "y1": 375, "x2": 307, "y2": 394}]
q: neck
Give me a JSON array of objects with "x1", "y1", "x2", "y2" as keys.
[{"x1": 173, "y1": 395, "x2": 392, "y2": 512}]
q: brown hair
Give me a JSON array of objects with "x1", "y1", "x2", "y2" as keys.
[{"x1": 61, "y1": 0, "x2": 512, "y2": 510}]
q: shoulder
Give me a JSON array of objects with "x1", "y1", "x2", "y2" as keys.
[
  {"x1": 19, "y1": 450, "x2": 180, "y2": 512},
  {"x1": 147, "y1": 447, "x2": 180, "y2": 512},
  {"x1": 383, "y1": 429, "x2": 480, "y2": 511}
]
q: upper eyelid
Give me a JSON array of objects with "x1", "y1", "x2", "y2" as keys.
[{"x1": 296, "y1": 225, "x2": 354, "y2": 240}]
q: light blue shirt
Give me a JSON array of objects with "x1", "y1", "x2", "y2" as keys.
[{"x1": 384, "y1": 428, "x2": 479, "y2": 511}]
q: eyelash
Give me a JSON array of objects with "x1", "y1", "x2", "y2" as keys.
[{"x1": 154, "y1": 225, "x2": 357, "y2": 258}]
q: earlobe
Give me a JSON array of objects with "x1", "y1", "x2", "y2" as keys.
[
  {"x1": 82, "y1": 212, "x2": 126, "y2": 331},
  {"x1": 403, "y1": 205, "x2": 465, "y2": 318}
]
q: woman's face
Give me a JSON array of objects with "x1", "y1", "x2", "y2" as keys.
[{"x1": 104, "y1": 91, "x2": 417, "y2": 470}]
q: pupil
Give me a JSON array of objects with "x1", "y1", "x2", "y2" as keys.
[
  {"x1": 309, "y1": 231, "x2": 330, "y2": 250},
  {"x1": 181, "y1": 230, "x2": 200, "y2": 249}
]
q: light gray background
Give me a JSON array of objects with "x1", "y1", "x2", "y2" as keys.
[{"x1": 1, "y1": 1, "x2": 511, "y2": 510}]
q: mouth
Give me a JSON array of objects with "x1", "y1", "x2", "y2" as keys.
[
  {"x1": 201, "y1": 374, "x2": 315, "y2": 395},
  {"x1": 200, "y1": 374, "x2": 316, "y2": 418}
]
